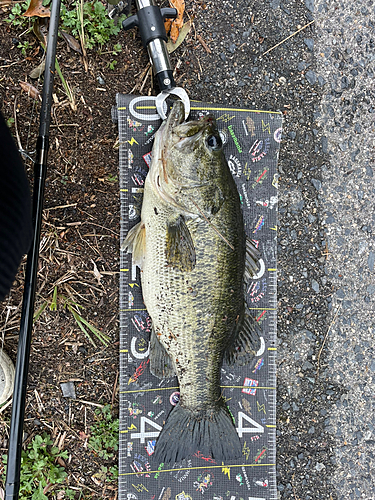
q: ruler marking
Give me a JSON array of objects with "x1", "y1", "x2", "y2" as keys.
[{"x1": 119, "y1": 462, "x2": 277, "y2": 476}]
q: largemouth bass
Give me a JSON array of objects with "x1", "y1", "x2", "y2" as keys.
[{"x1": 122, "y1": 101, "x2": 261, "y2": 464}]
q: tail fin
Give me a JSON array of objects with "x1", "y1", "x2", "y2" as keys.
[{"x1": 153, "y1": 401, "x2": 241, "y2": 464}]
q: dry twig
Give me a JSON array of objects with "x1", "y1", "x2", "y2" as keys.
[
  {"x1": 130, "y1": 63, "x2": 151, "y2": 94},
  {"x1": 196, "y1": 33, "x2": 211, "y2": 54},
  {"x1": 316, "y1": 303, "x2": 342, "y2": 377},
  {"x1": 261, "y1": 20, "x2": 315, "y2": 57}
]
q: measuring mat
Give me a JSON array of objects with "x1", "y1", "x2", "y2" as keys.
[{"x1": 114, "y1": 93, "x2": 282, "y2": 500}]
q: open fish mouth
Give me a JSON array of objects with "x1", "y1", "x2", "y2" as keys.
[
  {"x1": 165, "y1": 100, "x2": 218, "y2": 144},
  {"x1": 147, "y1": 103, "x2": 184, "y2": 207},
  {"x1": 149, "y1": 101, "x2": 223, "y2": 216}
]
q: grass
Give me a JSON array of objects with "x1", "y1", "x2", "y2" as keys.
[{"x1": 34, "y1": 286, "x2": 110, "y2": 347}]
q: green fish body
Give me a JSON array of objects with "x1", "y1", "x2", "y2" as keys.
[{"x1": 122, "y1": 101, "x2": 261, "y2": 463}]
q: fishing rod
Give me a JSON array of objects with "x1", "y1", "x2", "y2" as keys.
[{"x1": 5, "y1": 0, "x2": 62, "y2": 497}]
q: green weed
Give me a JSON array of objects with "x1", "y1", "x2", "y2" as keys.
[
  {"x1": 1, "y1": 433, "x2": 75, "y2": 500},
  {"x1": 6, "y1": 0, "x2": 31, "y2": 28},
  {"x1": 17, "y1": 40, "x2": 32, "y2": 56},
  {"x1": 7, "y1": 0, "x2": 126, "y2": 51},
  {"x1": 88, "y1": 405, "x2": 119, "y2": 461},
  {"x1": 107, "y1": 59, "x2": 117, "y2": 70},
  {"x1": 112, "y1": 43, "x2": 122, "y2": 55},
  {"x1": 93, "y1": 464, "x2": 118, "y2": 483},
  {"x1": 6, "y1": 117, "x2": 15, "y2": 128},
  {"x1": 106, "y1": 174, "x2": 118, "y2": 183},
  {"x1": 60, "y1": 0, "x2": 126, "y2": 50}
]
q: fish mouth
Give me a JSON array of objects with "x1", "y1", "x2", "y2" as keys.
[
  {"x1": 165, "y1": 100, "x2": 218, "y2": 143},
  {"x1": 160, "y1": 100, "x2": 217, "y2": 153},
  {"x1": 165, "y1": 99, "x2": 186, "y2": 132},
  {"x1": 149, "y1": 101, "x2": 217, "y2": 213},
  {"x1": 149, "y1": 101, "x2": 187, "y2": 210}
]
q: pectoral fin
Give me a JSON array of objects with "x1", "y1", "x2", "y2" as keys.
[
  {"x1": 224, "y1": 302, "x2": 261, "y2": 366},
  {"x1": 244, "y1": 238, "x2": 261, "y2": 282},
  {"x1": 120, "y1": 221, "x2": 146, "y2": 268},
  {"x1": 165, "y1": 215, "x2": 196, "y2": 272},
  {"x1": 149, "y1": 325, "x2": 175, "y2": 379}
]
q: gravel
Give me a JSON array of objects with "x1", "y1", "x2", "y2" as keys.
[
  {"x1": 183, "y1": 0, "x2": 375, "y2": 497},
  {"x1": 314, "y1": 0, "x2": 375, "y2": 495}
]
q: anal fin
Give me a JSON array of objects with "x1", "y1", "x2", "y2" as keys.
[
  {"x1": 149, "y1": 325, "x2": 175, "y2": 379},
  {"x1": 224, "y1": 302, "x2": 262, "y2": 366}
]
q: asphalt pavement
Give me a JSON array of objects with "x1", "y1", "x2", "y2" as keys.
[{"x1": 186, "y1": 0, "x2": 375, "y2": 498}]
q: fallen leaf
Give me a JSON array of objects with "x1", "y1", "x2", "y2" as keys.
[
  {"x1": 56, "y1": 456, "x2": 66, "y2": 468},
  {"x1": 60, "y1": 30, "x2": 82, "y2": 55},
  {"x1": 164, "y1": 0, "x2": 185, "y2": 43},
  {"x1": 24, "y1": 0, "x2": 50, "y2": 17},
  {"x1": 29, "y1": 59, "x2": 45, "y2": 79},
  {"x1": 91, "y1": 260, "x2": 103, "y2": 285},
  {"x1": 19, "y1": 81, "x2": 41, "y2": 100},
  {"x1": 79, "y1": 430, "x2": 89, "y2": 440},
  {"x1": 166, "y1": 20, "x2": 192, "y2": 53}
]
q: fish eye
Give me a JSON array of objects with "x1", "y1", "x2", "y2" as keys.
[{"x1": 206, "y1": 134, "x2": 223, "y2": 150}]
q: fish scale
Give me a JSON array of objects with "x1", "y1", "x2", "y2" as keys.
[{"x1": 141, "y1": 188, "x2": 233, "y2": 407}]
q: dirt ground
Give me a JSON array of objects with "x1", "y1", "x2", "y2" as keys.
[{"x1": 0, "y1": 1, "x2": 170, "y2": 497}]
